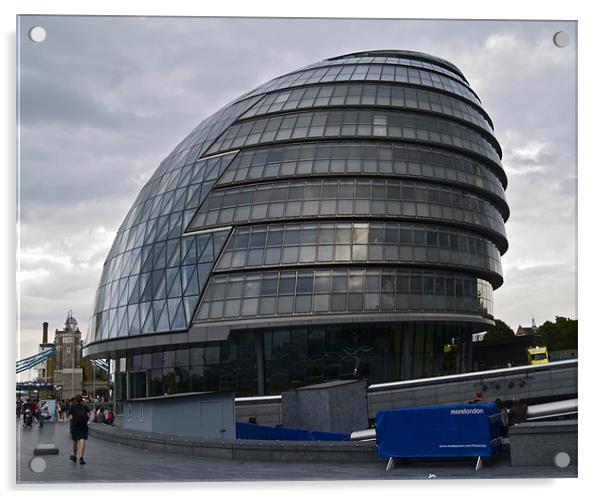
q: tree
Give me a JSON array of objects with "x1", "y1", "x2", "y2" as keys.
[
  {"x1": 537, "y1": 316, "x2": 578, "y2": 351},
  {"x1": 483, "y1": 319, "x2": 515, "y2": 342}
]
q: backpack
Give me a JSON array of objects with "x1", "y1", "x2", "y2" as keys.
[{"x1": 70, "y1": 404, "x2": 88, "y2": 425}]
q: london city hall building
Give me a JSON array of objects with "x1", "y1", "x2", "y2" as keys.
[{"x1": 85, "y1": 51, "x2": 508, "y2": 403}]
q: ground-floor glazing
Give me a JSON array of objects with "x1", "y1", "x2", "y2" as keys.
[{"x1": 107, "y1": 321, "x2": 481, "y2": 411}]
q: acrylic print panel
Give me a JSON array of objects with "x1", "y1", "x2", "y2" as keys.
[{"x1": 16, "y1": 16, "x2": 577, "y2": 483}]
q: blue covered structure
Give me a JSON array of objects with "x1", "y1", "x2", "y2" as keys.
[
  {"x1": 375, "y1": 403, "x2": 503, "y2": 459},
  {"x1": 236, "y1": 422, "x2": 349, "y2": 442}
]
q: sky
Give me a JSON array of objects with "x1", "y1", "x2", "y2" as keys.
[{"x1": 16, "y1": 16, "x2": 577, "y2": 372}]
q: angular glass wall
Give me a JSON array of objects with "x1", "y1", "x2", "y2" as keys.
[{"x1": 89, "y1": 151, "x2": 237, "y2": 341}]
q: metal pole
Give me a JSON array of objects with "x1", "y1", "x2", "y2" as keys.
[
  {"x1": 106, "y1": 356, "x2": 109, "y2": 404},
  {"x1": 255, "y1": 331, "x2": 265, "y2": 396},
  {"x1": 93, "y1": 359, "x2": 96, "y2": 413},
  {"x1": 402, "y1": 330, "x2": 412, "y2": 380},
  {"x1": 110, "y1": 355, "x2": 115, "y2": 410}
]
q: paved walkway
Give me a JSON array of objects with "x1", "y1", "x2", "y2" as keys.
[{"x1": 16, "y1": 421, "x2": 577, "y2": 483}]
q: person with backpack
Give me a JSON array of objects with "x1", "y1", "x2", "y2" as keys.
[{"x1": 67, "y1": 394, "x2": 90, "y2": 465}]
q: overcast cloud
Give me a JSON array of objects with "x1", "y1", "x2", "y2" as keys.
[{"x1": 16, "y1": 17, "x2": 577, "y2": 374}]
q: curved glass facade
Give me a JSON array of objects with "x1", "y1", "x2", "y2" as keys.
[
  {"x1": 204, "y1": 109, "x2": 502, "y2": 165},
  {"x1": 215, "y1": 222, "x2": 503, "y2": 286},
  {"x1": 241, "y1": 63, "x2": 484, "y2": 109},
  {"x1": 240, "y1": 83, "x2": 494, "y2": 135},
  {"x1": 215, "y1": 141, "x2": 507, "y2": 212},
  {"x1": 87, "y1": 50, "x2": 508, "y2": 398},
  {"x1": 188, "y1": 178, "x2": 508, "y2": 251},
  {"x1": 299, "y1": 54, "x2": 471, "y2": 85},
  {"x1": 196, "y1": 268, "x2": 493, "y2": 321}
]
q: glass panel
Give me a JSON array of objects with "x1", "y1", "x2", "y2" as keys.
[{"x1": 195, "y1": 267, "x2": 494, "y2": 321}]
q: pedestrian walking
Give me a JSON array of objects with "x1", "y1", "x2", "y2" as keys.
[
  {"x1": 60, "y1": 399, "x2": 68, "y2": 422},
  {"x1": 40, "y1": 401, "x2": 51, "y2": 421},
  {"x1": 67, "y1": 394, "x2": 91, "y2": 465}
]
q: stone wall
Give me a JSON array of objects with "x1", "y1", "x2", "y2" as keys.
[
  {"x1": 89, "y1": 424, "x2": 377, "y2": 463},
  {"x1": 508, "y1": 420, "x2": 577, "y2": 467},
  {"x1": 282, "y1": 380, "x2": 368, "y2": 433}
]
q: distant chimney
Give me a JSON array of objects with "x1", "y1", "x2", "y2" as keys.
[{"x1": 42, "y1": 322, "x2": 49, "y2": 344}]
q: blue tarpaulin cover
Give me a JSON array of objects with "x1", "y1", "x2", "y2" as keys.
[
  {"x1": 375, "y1": 403, "x2": 503, "y2": 459},
  {"x1": 236, "y1": 422, "x2": 349, "y2": 442}
]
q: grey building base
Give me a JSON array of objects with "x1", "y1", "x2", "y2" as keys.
[
  {"x1": 282, "y1": 379, "x2": 369, "y2": 433},
  {"x1": 89, "y1": 424, "x2": 377, "y2": 463},
  {"x1": 123, "y1": 391, "x2": 235, "y2": 439},
  {"x1": 508, "y1": 420, "x2": 577, "y2": 467}
]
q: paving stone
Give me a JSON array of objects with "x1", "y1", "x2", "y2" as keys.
[{"x1": 16, "y1": 420, "x2": 576, "y2": 483}]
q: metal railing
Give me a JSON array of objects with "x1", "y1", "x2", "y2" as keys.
[
  {"x1": 235, "y1": 359, "x2": 578, "y2": 403},
  {"x1": 16, "y1": 347, "x2": 56, "y2": 374},
  {"x1": 368, "y1": 359, "x2": 578, "y2": 392}
]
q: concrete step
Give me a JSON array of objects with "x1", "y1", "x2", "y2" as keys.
[{"x1": 33, "y1": 443, "x2": 59, "y2": 455}]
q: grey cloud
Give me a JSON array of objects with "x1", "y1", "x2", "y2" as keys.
[
  {"x1": 495, "y1": 263, "x2": 577, "y2": 327},
  {"x1": 557, "y1": 177, "x2": 577, "y2": 198}
]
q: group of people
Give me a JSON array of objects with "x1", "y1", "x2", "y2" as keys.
[
  {"x1": 17, "y1": 394, "x2": 117, "y2": 466},
  {"x1": 470, "y1": 392, "x2": 528, "y2": 423},
  {"x1": 92, "y1": 406, "x2": 115, "y2": 425},
  {"x1": 16, "y1": 398, "x2": 52, "y2": 422},
  {"x1": 16, "y1": 396, "x2": 115, "y2": 425},
  {"x1": 57, "y1": 399, "x2": 71, "y2": 421},
  {"x1": 468, "y1": 391, "x2": 529, "y2": 436}
]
